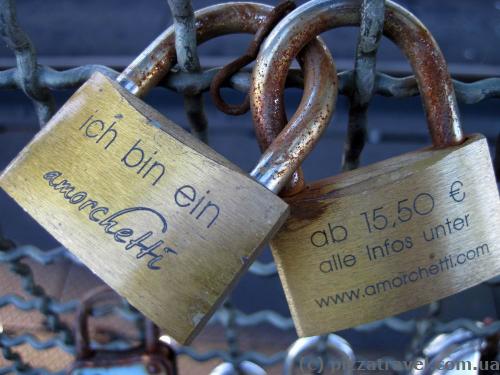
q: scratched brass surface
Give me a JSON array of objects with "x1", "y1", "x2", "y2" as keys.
[
  {"x1": 271, "y1": 135, "x2": 500, "y2": 337},
  {"x1": 0, "y1": 73, "x2": 289, "y2": 344}
]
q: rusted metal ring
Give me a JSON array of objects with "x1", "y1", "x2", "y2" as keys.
[{"x1": 251, "y1": 0, "x2": 464, "y2": 166}]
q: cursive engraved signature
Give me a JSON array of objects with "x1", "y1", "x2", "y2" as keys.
[{"x1": 43, "y1": 170, "x2": 177, "y2": 270}]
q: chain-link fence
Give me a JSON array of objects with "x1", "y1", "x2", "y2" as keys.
[{"x1": 1, "y1": 0, "x2": 499, "y2": 373}]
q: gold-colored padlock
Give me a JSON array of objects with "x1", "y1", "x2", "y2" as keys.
[
  {"x1": 0, "y1": 3, "x2": 337, "y2": 344},
  {"x1": 251, "y1": 0, "x2": 500, "y2": 337}
]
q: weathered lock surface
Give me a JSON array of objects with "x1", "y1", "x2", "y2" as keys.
[
  {"x1": 251, "y1": 0, "x2": 500, "y2": 337},
  {"x1": 69, "y1": 287, "x2": 177, "y2": 374},
  {"x1": 0, "y1": 2, "x2": 336, "y2": 344},
  {"x1": 0, "y1": 69, "x2": 288, "y2": 345}
]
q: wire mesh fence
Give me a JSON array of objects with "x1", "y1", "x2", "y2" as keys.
[{"x1": 0, "y1": 0, "x2": 499, "y2": 373}]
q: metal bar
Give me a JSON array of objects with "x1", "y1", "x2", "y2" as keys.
[
  {"x1": 0, "y1": 332, "x2": 75, "y2": 353},
  {"x1": 221, "y1": 301, "x2": 242, "y2": 367},
  {"x1": 4, "y1": 55, "x2": 500, "y2": 81},
  {"x1": 342, "y1": 0, "x2": 384, "y2": 171},
  {"x1": 496, "y1": 133, "x2": 500, "y2": 180},
  {"x1": 167, "y1": 0, "x2": 209, "y2": 143},
  {"x1": 211, "y1": 306, "x2": 294, "y2": 330},
  {"x1": 0, "y1": 0, "x2": 55, "y2": 126},
  {"x1": 1, "y1": 65, "x2": 500, "y2": 105},
  {"x1": 0, "y1": 245, "x2": 69, "y2": 264},
  {"x1": 0, "y1": 294, "x2": 78, "y2": 314}
]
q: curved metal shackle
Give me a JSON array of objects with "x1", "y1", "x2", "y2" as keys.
[
  {"x1": 75, "y1": 286, "x2": 123, "y2": 358},
  {"x1": 248, "y1": 29, "x2": 338, "y2": 193},
  {"x1": 116, "y1": 2, "x2": 337, "y2": 194},
  {"x1": 251, "y1": 0, "x2": 464, "y2": 184},
  {"x1": 116, "y1": 2, "x2": 275, "y2": 96},
  {"x1": 75, "y1": 286, "x2": 161, "y2": 359}
]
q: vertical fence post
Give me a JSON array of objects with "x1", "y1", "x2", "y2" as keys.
[
  {"x1": 342, "y1": 0, "x2": 385, "y2": 171},
  {"x1": 167, "y1": 0, "x2": 209, "y2": 143},
  {"x1": 0, "y1": 0, "x2": 55, "y2": 127}
]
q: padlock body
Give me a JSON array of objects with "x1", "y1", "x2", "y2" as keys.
[
  {"x1": 0, "y1": 72, "x2": 288, "y2": 344},
  {"x1": 271, "y1": 134, "x2": 500, "y2": 337}
]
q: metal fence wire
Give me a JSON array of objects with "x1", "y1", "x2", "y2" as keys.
[{"x1": 0, "y1": 0, "x2": 500, "y2": 373}]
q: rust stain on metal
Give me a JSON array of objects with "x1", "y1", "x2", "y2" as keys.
[
  {"x1": 383, "y1": 4, "x2": 462, "y2": 147},
  {"x1": 250, "y1": 0, "x2": 463, "y2": 197},
  {"x1": 120, "y1": 3, "x2": 274, "y2": 96},
  {"x1": 281, "y1": 183, "x2": 335, "y2": 228},
  {"x1": 210, "y1": 1, "x2": 296, "y2": 115}
]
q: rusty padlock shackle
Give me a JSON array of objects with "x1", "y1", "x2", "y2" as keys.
[
  {"x1": 75, "y1": 286, "x2": 160, "y2": 359},
  {"x1": 117, "y1": 2, "x2": 276, "y2": 97},
  {"x1": 116, "y1": 2, "x2": 337, "y2": 194},
  {"x1": 251, "y1": 0, "x2": 464, "y2": 179}
]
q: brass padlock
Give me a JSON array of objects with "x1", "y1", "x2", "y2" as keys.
[
  {"x1": 251, "y1": 0, "x2": 500, "y2": 337},
  {"x1": 0, "y1": 3, "x2": 336, "y2": 344},
  {"x1": 68, "y1": 286, "x2": 177, "y2": 374}
]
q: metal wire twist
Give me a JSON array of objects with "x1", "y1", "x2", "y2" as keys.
[
  {"x1": 342, "y1": 0, "x2": 384, "y2": 171},
  {"x1": 0, "y1": 0, "x2": 55, "y2": 126},
  {"x1": 167, "y1": 0, "x2": 209, "y2": 142}
]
